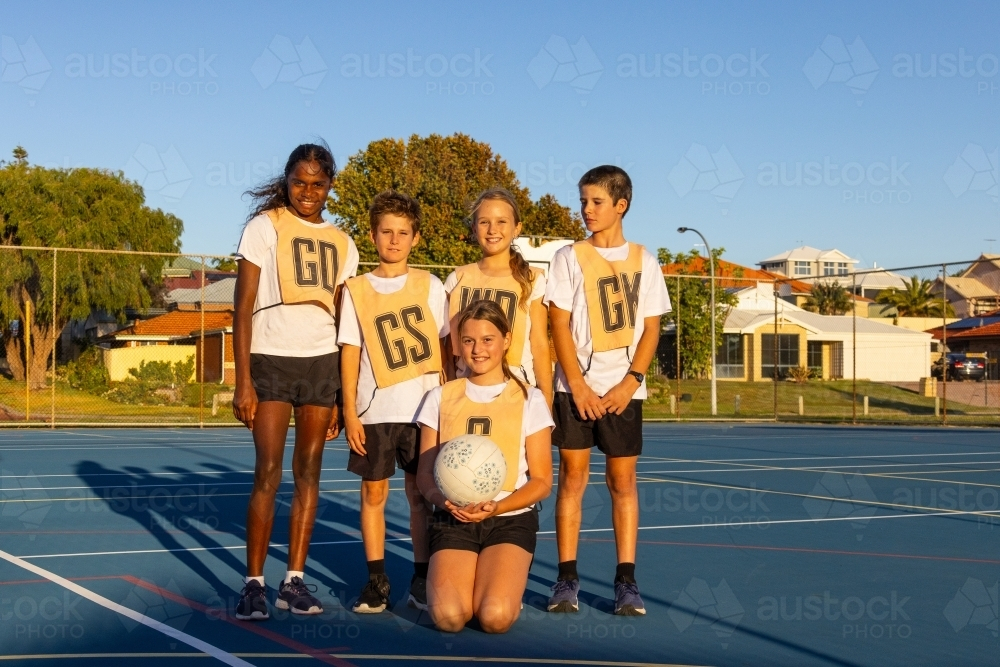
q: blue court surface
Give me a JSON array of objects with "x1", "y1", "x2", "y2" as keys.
[{"x1": 1, "y1": 424, "x2": 998, "y2": 666}]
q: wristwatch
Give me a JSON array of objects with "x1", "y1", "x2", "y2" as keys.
[{"x1": 627, "y1": 370, "x2": 644, "y2": 384}]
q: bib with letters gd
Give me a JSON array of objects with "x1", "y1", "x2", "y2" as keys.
[
  {"x1": 439, "y1": 378, "x2": 524, "y2": 493},
  {"x1": 268, "y1": 208, "x2": 351, "y2": 314},
  {"x1": 345, "y1": 270, "x2": 442, "y2": 389},
  {"x1": 447, "y1": 263, "x2": 541, "y2": 366},
  {"x1": 573, "y1": 241, "x2": 643, "y2": 352}
]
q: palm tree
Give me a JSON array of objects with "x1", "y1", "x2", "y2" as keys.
[
  {"x1": 876, "y1": 276, "x2": 955, "y2": 317},
  {"x1": 803, "y1": 281, "x2": 853, "y2": 315}
]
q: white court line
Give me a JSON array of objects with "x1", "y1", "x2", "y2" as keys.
[
  {"x1": 15, "y1": 510, "x2": 1000, "y2": 560},
  {"x1": 7, "y1": 478, "x2": 365, "y2": 493},
  {"x1": 0, "y1": 548, "x2": 253, "y2": 666},
  {"x1": 0, "y1": 466, "x2": 354, "y2": 480},
  {"x1": 634, "y1": 451, "x2": 1000, "y2": 464}
]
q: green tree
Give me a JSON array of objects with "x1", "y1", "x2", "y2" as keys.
[
  {"x1": 328, "y1": 133, "x2": 583, "y2": 268},
  {"x1": 211, "y1": 254, "x2": 238, "y2": 272},
  {"x1": 659, "y1": 247, "x2": 738, "y2": 379},
  {"x1": 803, "y1": 281, "x2": 853, "y2": 315},
  {"x1": 876, "y1": 276, "x2": 955, "y2": 317},
  {"x1": 0, "y1": 151, "x2": 183, "y2": 388}
]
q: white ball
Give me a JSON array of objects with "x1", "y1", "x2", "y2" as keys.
[{"x1": 434, "y1": 434, "x2": 507, "y2": 506}]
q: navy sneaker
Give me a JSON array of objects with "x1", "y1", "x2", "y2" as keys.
[
  {"x1": 407, "y1": 575, "x2": 427, "y2": 611},
  {"x1": 613, "y1": 580, "x2": 646, "y2": 616},
  {"x1": 547, "y1": 578, "x2": 580, "y2": 613},
  {"x1": 235, "y1": 579, "x2": 269, "y2": 621},
  {"x1": 275, "y1": 576, "x2": 323, "y2": 615}
]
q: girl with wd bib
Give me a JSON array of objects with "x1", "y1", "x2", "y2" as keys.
[
  {"x1": 444, "y1": 188, "x2": 552, "y2": 406},
  {"x1": 415, "y1": 300, "x2": 553, "y2": 633}
]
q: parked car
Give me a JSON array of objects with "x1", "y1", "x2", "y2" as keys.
[{"x1": 932, "y1": 353, "x2": 986, "y2": 381}]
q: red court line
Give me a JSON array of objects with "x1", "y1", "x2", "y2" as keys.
[
  {"x1": 554, "y1": 536, "x2": 1000, "y2": 565},
  {"x1": 120, "y1": 575, "x2": 356, "y2": 667}
]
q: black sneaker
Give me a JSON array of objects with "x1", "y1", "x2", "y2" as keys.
[
  {"x1": 275, "y1": 576, "x2": 323, "y2": 615},
  {"x1": 353, "y1": 574, "x2": 391, "y2": 614},
  {"x1": 407, "y1": 574, "x2": 427, "y2": 611},
  {"x1": 235, "y1": 579, "x2": 269, "y2": 621}
]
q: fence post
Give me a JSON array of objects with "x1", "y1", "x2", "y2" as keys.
[
  {"x1": 25, "y1": 299, "x2": 31, "y2": 422},
  {"x1": 51, "y1": 249, "x2": 57, "y2": 428},
  {"x1": 863, "y1": 395, "x2": 869, "y2": 417},
  {"x1": 798, "y1": 395, "x2": 804, "y2": 416},
  {"x1": 675, "y1": 275, "x2": 681, "y2": 418},
  {"x1": 772, "y1": 282, "x2": 778, "y2": 420},
  {"x1": 852, "y1": 272, "x2": 857, "y2": 425},
  {"x1": 941, "y1": 263, "x2": 947, "y2": 425},
  {"x1": 199, "y1": 255, "x2": 206, "y2": 428}
]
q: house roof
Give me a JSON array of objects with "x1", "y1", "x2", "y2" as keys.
[
  {"x1": 724, "y1": 308, "x2": 927, "y2": 336},
  {"x1": 853, "y1": 270, "x2": 909, "y2": 290},
  {"x1": 950, "y1": 321, "x2": 1000, "y2": 340},
  {"x1": 757, "y1": 246, "x2": 858, "y2": 265},
  {"x1": 934, "y1": 276, "x2": 997, "y2": 299},
  {"x1": 661, "y1": 257, "x2": 814, "y2": 293},
  {"x1": 166, "y1": 277, "x2": 237, "y2": 305},
  {"x1": 960, "y1": 253, "x2": 1000, "y2": 276},
  {"x1": 925, "y1": 310, "x2": 1000, "y2": 340},
  {"x1": 108, "y1": 310, "x2": 233, "y2": 338}
]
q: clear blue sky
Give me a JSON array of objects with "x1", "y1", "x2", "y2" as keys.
[{"x1": 2, "y1": 0, "x2": 998, "y2": 269}]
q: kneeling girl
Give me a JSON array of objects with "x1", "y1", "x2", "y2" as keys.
[{"x1": 415, "y1": 300, "x2": 553, "y2": 634}]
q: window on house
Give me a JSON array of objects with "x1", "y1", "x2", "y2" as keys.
[
  {"x1": 823, "y1": 262, "x2": 836, "y2": 276},
  {"x1": 807, "y1": 341, "x2": 823, "y2": 374},
  {"x1": 837, "y1": 262, "x2": 849, "y2": 275},
  {"x1": 761, "y1": 334, "x2": 800, "y2": 379},
  {"x1": 715, "y1": 334, "x2": 744, "y2": 378},
  {"x1": 794, "y1": 261, "x2": 811, "y2": 275}
]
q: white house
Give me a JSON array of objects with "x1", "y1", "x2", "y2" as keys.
[
  {"x1": 758, "y1": 246, "x2": 859, "y2": 283},
  {"x1": 512, "y1": 237, "x2": 575, "y2": 275}
]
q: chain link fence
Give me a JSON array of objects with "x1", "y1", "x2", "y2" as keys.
[{"x1": 1, "y1": 246, "x2": 997, "y2": 426}]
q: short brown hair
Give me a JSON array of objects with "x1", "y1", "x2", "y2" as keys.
[
  {"x1": 578, "y1": 165, "x2": 632, "y2": 215},
  {"x1": 369, "y1": 190, "x2": 421, "y2": 233}
]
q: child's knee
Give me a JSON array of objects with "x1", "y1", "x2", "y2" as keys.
[
  {"x1": 431, "y1": 604, "x2": 471, "y2": 633},
  {"x1": 606, "y1": 471, "x2": 637, "y2": 498},
  {"x1": 476, "y1": 599, "x2": 518, "y2": 634},
  {"x1": 361, "y1": 480, "x2": 389, "y2": 506}
]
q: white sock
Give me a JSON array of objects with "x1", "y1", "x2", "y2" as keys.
[
  {"x1": 244, "y1": 575, "x2": 264, "y2": 586},
  {"x1": 285, "y1": 570, "x2": 304, "y2": 585}
]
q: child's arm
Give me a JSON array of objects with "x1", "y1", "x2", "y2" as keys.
[
  {"x1": 600, "y1": 314, "x2": 662, "y2": 415},
  {"x1": 339, "y1": 343, "x2": 365, "y2": 454},
  {"x1": 233, "y1": 259, "x2": 260, "y2": 430},
  {"x1": 549, "y1": 304, "x2": 606, "y2": 420},
  {"x1": 457, "y1": 426, "x2": 552, "y2": 522},
  {"x1": 415, "y1": 424, "x2": 468, "y2": 520},
  {"x1": 529, "y1": 298, "x2": 553, "y2": 408}
]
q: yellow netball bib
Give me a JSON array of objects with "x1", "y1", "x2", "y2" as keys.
[
  {"x1": 345, "y1": 270, "x2": 442, "y2": 389},
  {"x1": 573, "y1": 241, "x2": 643, "y2": 352},
  {"x1": 268, "y1": 207, "x2": 351, "y2": 314},
  {"x1": 439, "y1": 379, "x2": 524, "y2": 493},
  {"x1": 447, "y1": 263, "x2": 541, "y2": 366}
]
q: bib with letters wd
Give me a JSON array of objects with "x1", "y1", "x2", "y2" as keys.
[
  {"x1": 267, "y1": 207, "x2": 351, "y2": 314},
  {"x1": 573, "y1": 241, "x2": 644, "y2": 352},
  {"x1": 345, "y1": 270, "x2": 442, "y2": 389},
  {"x1": 447, "y1": 264, "x2": 541, "y2": 366},
  {"x1": 439, "y1": 379, "x2": 524, "y2": 493}
]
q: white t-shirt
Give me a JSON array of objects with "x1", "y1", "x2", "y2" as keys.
[
  {"x1": 416, "y1": 382, "x2": 553, "y2": 517},
  {"x1": 337, "y1": 272, "x2": 449, "y2": 424},
  {"x1": 543, "y1": 243, "x2": 671, "y2": 398},
  {"x1": 443, "y1": 269, "x2": 546, "y2": 386},
  {"x1": 236, "y1": 212, "x2": 359, "y2": 357}
]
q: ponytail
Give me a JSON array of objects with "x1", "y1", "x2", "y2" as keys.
[
  {"x1": 456, "y1": 299, "x2": 528, "y2": 398},
  {"x1": 468, "y1": 187, "x2": 534, "y2": 311}
]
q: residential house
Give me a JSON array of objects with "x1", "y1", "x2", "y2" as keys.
[
  {"x1": 757, "y1": 246, "x2": 859, "y2": 284},
  {"x1": 166, "y1": 278, "x2": 236, "y2": 312},
  {"x1": 931, "y1": 255, "x2": 1000, "y2": 318},
  {"x1": 946, "y1": 320, "x2": 1000, "y2": 380}
]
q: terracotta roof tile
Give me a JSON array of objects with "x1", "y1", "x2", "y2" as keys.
[{"x1": 110, "y1": 310, "x2": 233, "y2": 337}]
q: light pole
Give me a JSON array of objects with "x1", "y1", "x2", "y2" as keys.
[{"x1": 678, "y1": 227, "x2": 717, "y2": 416}]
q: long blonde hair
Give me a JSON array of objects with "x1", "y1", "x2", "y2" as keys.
[
  {"x1": 467, "y1": 187, "x2": 534, "y2": 311},
  {"x1": 456, "y1": 299, "x2": 528, "y2": 398}
]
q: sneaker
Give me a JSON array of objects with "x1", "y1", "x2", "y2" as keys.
[
  {"x1": 547, "y1": 578, "x2": 580, "y2": 613},
  {"x1": 407, "y1": 575, "x2": 427, "y2": 611},
  {"x1": 275, "y1": 576, "x2": 323, "y2": 615},
  {"x1": 613, "y1": 580, "x2": 646, "y2": 616},
  {"x1": 353, "y1": 574, "x2": 391, "y2": 614},
  {"x1": 235, "y1": 579, "x2": 270, "y2": 621}
]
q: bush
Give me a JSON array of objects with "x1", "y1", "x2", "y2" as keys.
[
  {"x1": 183, "y1": 383, "x2": 232, "y2": 408},
  {"x1": 105, "y1": 356, "x2": 195, "y2": 405},
  {"x1": 787, "y1": 366, "x2": 811, "y2": 384},
  {"x1": 63, "y1": 347, "x2": 110, "y2": 394}
]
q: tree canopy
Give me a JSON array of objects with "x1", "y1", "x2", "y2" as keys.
[
  {"x1": 327, "y1": 133, "x2": 583, "y2": 268},
  {"x1": 803, "y1": 281, "x2": 853, "y2": 316},
  {"x1": 876, "y1": 276, "x2": 955, "y2": 317},
  {"x1": 0, "y1": 150, "x2": 183, "y2": 386}
]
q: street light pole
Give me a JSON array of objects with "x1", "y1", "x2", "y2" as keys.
[{"x1": 678, "y1": 227, "x2": 717, "y2": 416}]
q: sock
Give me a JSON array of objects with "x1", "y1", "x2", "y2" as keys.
[
  {"x1": 367, "y1": 559, "x2": 385, "y2": 577},
  {"x1": 284, "y1": 570, "x2": 304, "y2": 585},
  {"x1": 557, "y1": 560, "x2": 578, "y2": 581},
  {"x1": 615, "y1": 562, "x2": 636, "y2": 584},
  {"x1": 244, "y1": 575, "x2": 264, "y2": 586},
  {"x1": 413, "y1": 562, "x2": 429, "y2": 579}
]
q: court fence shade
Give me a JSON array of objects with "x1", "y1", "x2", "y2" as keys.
[{"x1": 0, "y1": 245, "x2": 998, "y2": 426}]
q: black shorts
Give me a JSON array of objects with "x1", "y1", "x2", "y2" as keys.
[
  {"x1": 347, "y1": 422, "x2": 420, "y2": 480},
  {"x1": 429, "y1": 507, "x2": 538, "y2": 555},
  {"x1": 250, "y1": 352, "x2": 340, "y2": 408},
  {"x1": 551, "y1": 392, "x2": 643, "y2": 457}
]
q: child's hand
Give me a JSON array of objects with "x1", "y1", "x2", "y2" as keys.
[
  {"x1": 443, "y1": 499, "x2": 472, "y2": 522},
  {"x1": 601, "y1": 377, "x2": 640, "y2": 415},
  {"x1": 325, "y1": 404, "x2": 342, "y2": 441},
  {"x1": 233, "y1": 383, "x2": 258, "y2": 431},
  {"x1": 570, "y1": 381, "x2": 606, "y2": 421},
  {"x1": 456, "y1": 501, "x2": 498, "y2": 523},
  {"x1": 345, "y1": 414, "x2": 366, "y2": 455}
]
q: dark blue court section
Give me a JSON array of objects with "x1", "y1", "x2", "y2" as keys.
[{"x1": 1, "y1": 424, "x2": 998, "y2": 666}]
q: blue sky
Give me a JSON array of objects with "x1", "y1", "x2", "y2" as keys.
[{"x1": 2, "y1": 0, "x2": 998, "y2": 269}]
